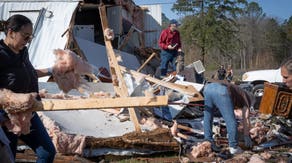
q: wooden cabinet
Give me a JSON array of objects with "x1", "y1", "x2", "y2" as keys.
[{"x1": 259, "y1": 83, "x2": 292, "y2": 118}]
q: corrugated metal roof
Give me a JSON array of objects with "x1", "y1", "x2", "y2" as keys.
[{"x1": 141, "y1": 4, "x2": 162, "y2": 48}]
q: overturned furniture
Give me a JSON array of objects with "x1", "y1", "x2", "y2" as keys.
[{"x1": 259, "y1": 82, "x2": 292, "y2": 118}]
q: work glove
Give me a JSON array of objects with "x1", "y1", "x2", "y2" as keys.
[
  {"x1": 244, "y1": 135, "x2": 253, "y2": 148},
  {"x1": 167, "y1": 44, "x2": 176, "y2": 50},
  {"x1": 1, "y1": 90, "x2": 37, "y2": 114}
]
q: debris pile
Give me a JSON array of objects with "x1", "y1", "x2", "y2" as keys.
[{"x1": 172, "y1": 108, "x2": 292, "y2": 162}]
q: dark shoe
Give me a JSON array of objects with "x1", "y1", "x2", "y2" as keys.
[{"x1": 211, "y1": 143, "x2": 221, "y2": 152}]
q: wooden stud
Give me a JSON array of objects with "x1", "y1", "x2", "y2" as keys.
[
  {"x1": 137, "y1": 52, "x2": 157, "y2": 72},
  {"x1": 120, "y1": 66, "x2": 201, "y2": 97},
  {"x1": 118, "y1": 26, "x2": 135, "y2": 50},
  {"x1": 99, "y1": 5, "x2": 141, "y2": 132},
  {"x1": 32, "y1": 96, "x2": 168, "y2": 111}
]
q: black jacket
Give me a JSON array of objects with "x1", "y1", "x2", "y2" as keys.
[{"x1": 0, "y1": 39, "x2": 39, "y2": 98}]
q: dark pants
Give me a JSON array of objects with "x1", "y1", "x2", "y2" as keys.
[
  {"x1": 160, "y1": 50, "x2": 178, "y2": 76},
  {"x1": 3, "y1": 112, "x2": 56, "y2": 163}
]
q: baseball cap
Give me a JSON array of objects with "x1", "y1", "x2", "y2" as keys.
[{"x1": 169, "y1": 19, "x2": 180, "y2": 26}]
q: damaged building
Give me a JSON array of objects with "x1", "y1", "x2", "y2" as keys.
[
  {"x1": 0, "y1": 0, "x2": 292, "y2": 162},
  {"x1": 0, "y1": 0, "x2": 189, "y2": 161}
]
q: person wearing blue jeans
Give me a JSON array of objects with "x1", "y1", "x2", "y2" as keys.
[
  {"x1": 3, "y1": 113, "x2": 56, "y2": 162},
  {"x1": 0, "y1": 127, "x2": 14, "y2": 163},
  {"x1": 160, "y1": 50, "x2": 178, "y2": 77},
  {"x1": 158, "y1": 19, "x2": 182, "y2": 77},
  {"x1": 0, "y1": 14, "x2": 56, "y2": 162},
  {"x1": 203, "y1": 82, "x2": 254, "y2": 154}
]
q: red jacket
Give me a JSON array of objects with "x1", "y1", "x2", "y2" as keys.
[{"x1": 158, "y1": 27, "x2": 181, "y2": 51}]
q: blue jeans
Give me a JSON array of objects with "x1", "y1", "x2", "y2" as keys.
[
  {"x1": 203, "y1": 83, "x2": 238, "y2": 148},
  {"x1": 160, "y1": 50, "x2": 178, "y2": 76},
  {"x1": 0, "y1": 128, "x2": 14, "y2": 163},
  {"x1": 3, "y1": 112, "x2": 56, "y2": 163}
]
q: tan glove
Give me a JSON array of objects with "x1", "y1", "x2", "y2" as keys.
[{"x1": 0, "y1": 89, "x2": 37, "y2": 114}]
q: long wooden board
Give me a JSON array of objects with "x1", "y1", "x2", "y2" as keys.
[
  {"x1": 98, "y1": 5, "x2": 141, "y2": 132},
  {"x1": 33, "y1": 96, "x2": 168, "y2": 111},
  {"x1": 120, "y1": 66, "x2": 200, "y2": 97}
]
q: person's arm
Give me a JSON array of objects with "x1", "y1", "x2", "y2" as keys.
[
  {"x1": 36, "y1": 68, "x2": 52, "y2": 78},
  {"x1": 242, "y1": 106, "x2": 250, "y2": 135},
  {"x1": 242, "y1": 106, "x2": 253, "y2": 147},
  {"x1": 158, "y1": 30, "x2": 168, "y2": 50}
]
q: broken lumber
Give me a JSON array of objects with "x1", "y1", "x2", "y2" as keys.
[
  {"x1": 118, "y1": 26, "x2": 135, "y2": 50},
  {"x1": 137, "y1": 52, "x2": 157, "y2": 72},
  {"x1": 99, "y1": 5, "x2": 141, "y2": 132},
  {"x1": 32, "y1": 96, "x2": 168, "y2": 111},
  {"x1": 120, "y1": 66, "x2": 201, "y2": 97}
]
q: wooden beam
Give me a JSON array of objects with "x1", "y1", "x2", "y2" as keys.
[
  {"x1": 137, "y1": 52, "x2": 157, "y2": 72},
  {"x1": 120, "y1": 66, "x2": 201, "y2": 97},
  {"x1": 99, "y1": 5, "x2": 141, "y2": 132},
  {"x1": 32, "y1": 96, "x2": 168, "y2": 111},
  {"x1": 118, "y1": 26, "x2": 135, "y2": 50},
  {"x1": 99, "y1": 5, "x2": 124, "y2": 95}
]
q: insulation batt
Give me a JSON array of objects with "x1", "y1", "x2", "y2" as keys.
[
  {"x1": 1, "y1": 89, "x2": 37, "y2": 114},
  {"x1": 104, "y1": 28, "x2": 114, "y2": 40},
  {"x1": 0, "y1": 89, "x2": 37, "y2": 135},
  {"x1": 249, "y1": 122, "x2": 269, "y2": 144},
  {"x1": 139, "y1": 117, "x2": 163, "y2": 130},
  {"x1": 52, "y1": 49, "x2": 93, "y2": 93},
  {"x1": 39, "y1": 89, "x2": 86, "y2": 99},
  {"x1": 4, "y1": 111, "x2": 33, "y2": 135},
  {"x1": 38, "y1": 112, "x2": 86, "y2": 155},
  {"x1": 190, "y1": 141, "x2": 213, "y2": 158},
  {"x1": 39, "y1": 89, "x2": 112, "y2": 100}
]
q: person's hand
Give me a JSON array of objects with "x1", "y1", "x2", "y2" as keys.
[
  {"x1": 244, "y1": 135, "x2": 253, "y2": 148},
  {"x1": 167, "y1": 45, "x2": 175, "y2": 50},
  {"x1": 170, "y1": 120, "x2": 178, "y2": 136},
  {"x1": 3, "y1": 91, "x2": 37, "y2": 114}
]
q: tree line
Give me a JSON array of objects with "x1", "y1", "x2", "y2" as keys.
[{"x1": 163, "y1": 0, "x2": 292, "y2": 71}]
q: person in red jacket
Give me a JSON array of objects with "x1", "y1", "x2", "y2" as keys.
[{"x1": 158, "y1": 19, "x2": 182, "y2": 78}]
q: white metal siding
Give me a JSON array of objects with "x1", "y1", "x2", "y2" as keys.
[
  {"x1": 142, "y1": 4, "x2": 162, "y2": 48},
  {"x1": 0, "y1": 2, "x2": 79, "y2": 82}
]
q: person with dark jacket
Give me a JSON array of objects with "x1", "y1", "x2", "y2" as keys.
[
  {"x1": 0, "y1": 14, "x2": 56, "y2": 162},
  {"x1": 203, "y1": 80, "x2": 254, "y2": 155},
  {"x1": 217, "y1": 65, "x2": 226, "y2": 80},
  {"x1": 158, "y1": 19, "x2": 182, "y2": 78}
]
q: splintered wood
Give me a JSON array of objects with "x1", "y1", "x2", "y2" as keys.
[
  {"x1": 99, "y1": 5, "x2": 141, "y2": 132},
  {"x1": 120, "y1": 66, "x2": 204, "y2": 100}
]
